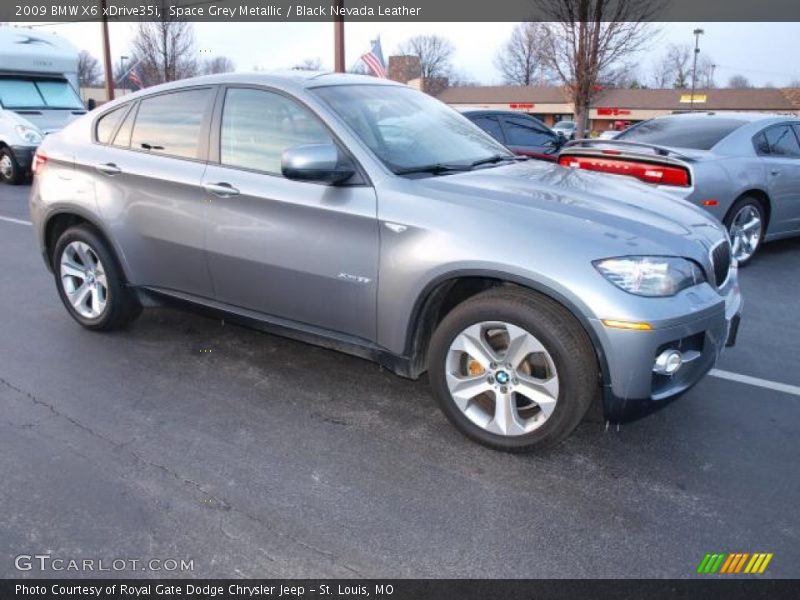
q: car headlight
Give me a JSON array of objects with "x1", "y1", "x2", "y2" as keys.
[
  {"x1": 593, "y1": 256, "x2": 705, "y2": 297},
  {"x1": 15, "y1": 125, "x2": 43, "y2": 145}
]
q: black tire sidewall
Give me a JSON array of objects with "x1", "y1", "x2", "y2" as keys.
[
  {"x1": 0, "y1": 147, "x2": 22, "y2": 185},
  {"x1": 52, "y1": 226, "x2": 135, "y2": 330},
  {"x1": 724, "y1": 196, "x2": 765, "y2": 266},
  {"x1": 429, "y1": 290, "x2": 597, "y2": 451}
]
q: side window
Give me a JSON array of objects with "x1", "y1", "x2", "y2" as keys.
[
  {"x1": 111, "y1": 104, "x2": 137, "y2": 148},
  {"x1": 130, "y1": 88, "x2": 212, "y2": 159},
  {"x1": 95, "y1": 106, "x2": 126, "y2": 144},
  {"x1": 472, "y1": 116, "x2": 505, "y2": 142},
  {"x1": 762, "y1": 125, "x2": 800, "y2": 158},
  {"x1": 220, "y1": 87, "x2": 332, "y2": 174},
  {"x1": 503, "y1": 116, "x2": 555, "y2": 147},
  {"x1": 753, "y1": 131, "x2": 770, "y2": 156}
]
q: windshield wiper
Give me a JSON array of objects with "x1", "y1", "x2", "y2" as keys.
[
  {"x1": 469, "y1": 154, "x2": 528, "y2": 168},
  {"x1": 394, "y1": 163, "x2": 474, "y2": 176}
]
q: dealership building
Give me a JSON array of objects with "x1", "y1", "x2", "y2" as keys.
[{"x1": 435, "y1": 85, "x2": 800, "y2": 132}]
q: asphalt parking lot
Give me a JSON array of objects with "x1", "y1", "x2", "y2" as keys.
[{"x1": 1, "y1": 183, "x2": 799, "y2": 579}]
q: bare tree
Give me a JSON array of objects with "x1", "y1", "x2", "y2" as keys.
[
  {"x1": 603, "y1": 63, "x2": 644, "y2": 88},
  {"x1": 131, "y1": 9, "x2": 198, "y2": 86},
  {"x1": 292, "y1": 58, "x2": 323, "y2": 71},
  {"x1": 788, "y1": 79, "x2": 800, "y2": 88},
  {"x1": 727, "y1": 74, "x2": 752, "y2": 89},
  {"x1": 448, "y1": 69, "x2": 480, "y2": 88},
  {"x1": 202, "y1": 56, "x2": 235, "y2": 75},
  {"x1": 348, "y1": 61, "x2": 371, "y2": 76},
  {"x1": 495, "y1": 22, "x2": 554, "y2": 86},
  {"x1": 536, "y1": 0, "x2": 663, "y2": 138},
  {"x1": 396, "y1": 34, "x2": 454, "y2": 79},
  {"x1": 650, "y1": 44, "x2": 690, "y2": 88},
  {"x1": 696, "y1": 55, "x2": 716, "y2": 89},
  {"x1": 78, "y1": 50, "x2": 103, "y2": 87}
]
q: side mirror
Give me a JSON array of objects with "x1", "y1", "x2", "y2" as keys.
[
  {"x1": 281, "y1": 144, "x2": 355, "y2": 185},
  {"x1": 86, "y1": 98, "x2": 96, "y2": 111}
]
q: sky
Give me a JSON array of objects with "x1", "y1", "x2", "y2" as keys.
[{"x1": 15, "y1": 21, "x2": 800, "y2": 87}]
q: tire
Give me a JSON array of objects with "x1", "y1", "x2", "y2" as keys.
[
  {"x1": 724, "y1": 196, "x2": 765, "y2": 266},
  {"x1": 0, "y1": 147, "x2": 24, "y2": 185},
  {"x1": 428, "y1": 287, "x2": 598, "y2": 452},
  {"x1": 53, "y1": 225, "x2": 142, "y2": 331}
]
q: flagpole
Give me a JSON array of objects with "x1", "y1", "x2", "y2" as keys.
[{"x1": 333, "y1": 0, "x2": 345, "y2": 73}]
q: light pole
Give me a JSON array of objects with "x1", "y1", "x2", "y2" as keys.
[
  {"x1": 689, "y1": 28, "x2": 704, "y2": 112},
  {"x1": 333, "y1": 0, "x2": 345, "y2": 73},
  {"x1": 100, "y1": 0, "x2": 114, "y2": 101}
]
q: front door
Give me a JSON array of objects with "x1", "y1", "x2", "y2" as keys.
[
  {"x1": 202, "y1": 86, "x2": 379, "y2": 341},
  {"x1": 759, "y1": 123, "x2": 800, "y2": 235}
]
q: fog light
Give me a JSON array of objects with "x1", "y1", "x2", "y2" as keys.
[{"x1": 654, "y1": 349, "x2": 682, "y2": 375}]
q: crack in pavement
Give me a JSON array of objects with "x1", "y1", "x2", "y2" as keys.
[{"x1": 0, "y1": 374, "x2": 365, "y2": 577}]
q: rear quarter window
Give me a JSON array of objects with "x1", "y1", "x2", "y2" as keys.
[
  {"x1": 616, "y1": 117, "x2": 746, "y2": 150},
  {"x1": 95, "y1": 106, "x2": 126, "y2": 144}
]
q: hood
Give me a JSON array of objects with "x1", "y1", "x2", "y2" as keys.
[
  {"x1": 5, "y1": 108, "x2": 86, "y2": 136},
  {"x1": 415, "y1": 160, "x2": 726, "y2": 253}
]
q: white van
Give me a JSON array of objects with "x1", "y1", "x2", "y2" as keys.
[{"x1": 0, "y1": 27, "x2": 86, "y2": 184}]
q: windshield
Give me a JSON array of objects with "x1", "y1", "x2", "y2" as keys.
[
  {"x1": 312, "y1": 85, "x2": 512, "y2": 174},
  {"x1": 616, "y1": 116, "x2": 747, "y2": 150},
  {"x1": 554, "y1": 121, "x2": 574, "y2": 129},
  {"x1": 0, "y1": 77, "x2": 83, "y2": 110}
]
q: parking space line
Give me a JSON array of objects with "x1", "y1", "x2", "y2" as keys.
[
  {"x1": 710, "y1": 369, "x2": 800, "y2": 397},
  {"x1": 0, "y1": 215, "x2": 32, "y2": 226}
]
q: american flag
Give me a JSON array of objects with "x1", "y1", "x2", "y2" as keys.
[
  {"x1": 128, "y1": 68, "x2": 143, "y2": 89},
  {"x1": 360, "y1": 38, "x2": 386, "y2": 78}
]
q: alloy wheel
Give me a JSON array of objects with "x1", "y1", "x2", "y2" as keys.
[
  {"x1": 59, "y1": 241, "x2": 109, "y2": 319},
  {"x1": 445, "y1": 321, "x2": 559, "y2": 436},
  {"x1": 0, "y1": 154, "x2": 13, "y2": 181},
  {"x1": 729, "y1": 204, "x2": 762, "y2": 263}
]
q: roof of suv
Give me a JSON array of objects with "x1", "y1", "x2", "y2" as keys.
[{"x1": 117, "y1": 71, "x2": 402, "y2": 101}]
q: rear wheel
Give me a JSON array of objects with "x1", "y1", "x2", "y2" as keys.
[
  {"x1": 53, "y1": 225, "x2": 142, "y2": 330},
  {"x1": 428, "y1": 288, "x2": 598, "y2": 452},
  {"x1": 0, "y1": 147, "x2": 24, "y2": 185},
  {"x1": 725, "y1": 196, "x2": 765, "y2": 266}
]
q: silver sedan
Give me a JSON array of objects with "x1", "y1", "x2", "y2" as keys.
[{"x1": 559, "y1": 112, "x2": 800, "y2": 264}]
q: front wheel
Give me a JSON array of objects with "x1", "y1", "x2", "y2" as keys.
[
  {"x1": 428, "y1": 288, "x2": 599, "y2": 452},
  {"x1": 0, "y1": 147, "x2": 24, "y2": 185},
  {"x1": 725, "y1": 196, "x2": 765, "y2": 266}
]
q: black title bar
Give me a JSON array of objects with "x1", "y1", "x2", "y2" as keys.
[
  {"x1": 3, "y1": 579, "x2": 800, "y2": 600},
  {"x1": 3, "y1": 0, "x2": 800, "y2": 23}
]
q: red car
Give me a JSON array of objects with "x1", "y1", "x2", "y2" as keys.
[{"x1": 461, "y1": 109, "x2": 564, "y2": 161}]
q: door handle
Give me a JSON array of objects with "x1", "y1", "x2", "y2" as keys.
[
  {"x1": 94, "y1": 162, "x2": 121, "y2": 176},
  {"x1": 202, "y1": 181, "x2": 240, "y2": 197},
  {"x1": 770, "y1": 169, "x2": 781, "y2": 176}
]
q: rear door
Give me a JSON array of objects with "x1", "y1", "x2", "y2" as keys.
[
  {"x1": 756, "y1": 124, "x2": 800, "y2": 234},
  {"x1": 500, "y1": 115, "x2": 560, "y2": 160},
  {"x1": 202, "y1": 86, "x2": 379, "y2": 341},
  {"x1": 88, "y1": 87, "x2": 215, "y2": 296}
]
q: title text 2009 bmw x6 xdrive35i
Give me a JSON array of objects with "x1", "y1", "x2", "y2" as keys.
[{"x1": 29, "y1": 73, "x2": 743, "y2": 452}]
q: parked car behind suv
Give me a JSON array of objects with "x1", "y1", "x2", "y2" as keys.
[
  {"x1": 558, "y1": 112, "x2": 800, "y2": 264},
  {"x1": 30, "y1": 73, "x2": 742, "y2": 451},
  {"x1": 461, "y1": 109, "x2": 563, "y2": 161}
]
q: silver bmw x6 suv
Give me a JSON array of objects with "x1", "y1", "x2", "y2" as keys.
[{"x1": 29, "y1": 73, "x2": 743, "y2": 451}]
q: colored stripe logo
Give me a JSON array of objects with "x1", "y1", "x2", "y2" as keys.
[{"x1": 697, "y1": 552, "x2": 773, "y2": 574}]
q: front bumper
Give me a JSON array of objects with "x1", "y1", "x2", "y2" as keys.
[{"x1": 594, "y1": 274, "x2": 743, "y2": 423}]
